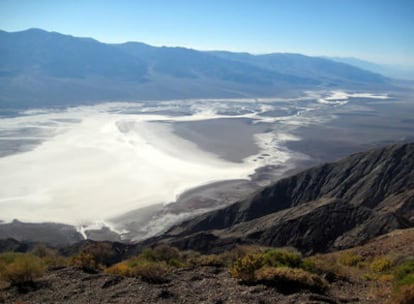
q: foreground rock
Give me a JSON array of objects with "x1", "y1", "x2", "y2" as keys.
[
  {"x1": 3, "y1": 228, "x2": 414, "y2": 304},
  {"x1": 0, "y1": 265, "x2": 376, "y2": 304}
]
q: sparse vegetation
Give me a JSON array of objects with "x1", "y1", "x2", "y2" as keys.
[
  {"x1": 338, "y1": 250, "x2": 363, "y2": 267},
  {"x1": 70, "y1": 242, "x2": 112, "y2": 272},
  {"x1": 129, "y1": 261, "x2": 170, "y2": 284},
  {"x1": 303, "y1": 250, "x2": 414, "y2": 302},
  {"x1": 31, "y1": 245, "x2": 68, "y2": 269},
  {"x1": 394, "y1": 260, "x2": 414, "y2": 287},
  {"x1": 192, "y1": 253, "x2": 227, "y2": 267},
  {"x1": 370, "y1": 257, "x2": 393, "y2": 273},
  {"x1": 105, "y1": 245, "x2": 186, "y2": 284},
  {"x1": 0, "y1": 252, "x2": 46, "y2": 286},
  {"x1": 226, "y1": 247, "x2": 329, "y2": 294},
  {"x1": 0, "y1": 239, "x2": 412, "y2": 303},
  {"x1": 255, "y1": 266, "x2": 328, "y2": 294},
  {"x1": 230, "y1": 253, "x2": 264, "y2": 283},
  {"x1": 262, "y1": 248, "x2": 302, "y2": 268}
]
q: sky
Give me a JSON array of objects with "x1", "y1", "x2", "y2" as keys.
[{"x1": 1, "y1": 0, "x2": 414, "y2": 66}]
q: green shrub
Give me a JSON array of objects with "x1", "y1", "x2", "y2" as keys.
[
  {"x1": 0, "y1": 252, "x2": 46, "y2": 286},
  {"x1": 179, "y1": 250, "x2": 201, "y2": 265},
  {"x1": 230, "y1": 253, "x2": 263, "y2": 283},
  {"x1": 394, "y1": 260, "x2": 414, "y2": 286},
  {"x1": 130, "y1": 261, "x2": 170, "y2": 284},
  {"x1": 370, "y1": 257, "x2": 393, "y2": 273},
  {"x1": 140, "y1": 248, "x2": 157, "y2": 262},
  {"x1": 70, "y1": 242, "x2": 113, "y2": 271},
  {"x1": 338, "y1": 251, "x2": 362, "y2": 267},
  {"x1": 105, "y1": 248, "x2": 177, "y2": 284},
  {"x1": 255, "y1": 266, "x2": 328, "y2": 294},
  {"x1": 31, "y1": 245, "x2": 67, "y2": 269},
  {"x1": 137, "y1": 245, "x2": 187, "y2": 267},
  {"x1": 193, "y1": 254, "x2": 227, "y2": 267},
  {"x1": 153, "y1": 244, "x2": 180, "y2": 262},
  {"x1": 105, "y1": 262, "x2": 130, "y2": 276},
  {"x1": 301, "y1": 257, "x2": 317, "y2": 273},
  {"x1": 262, "y1": 248, "x2": 302, "y2": 268},
  {"x1": 70, "y1": 252, "x2": 99, "y2": 272}
]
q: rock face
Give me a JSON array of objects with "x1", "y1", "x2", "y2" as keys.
[{"x1": 153, "y1": 143, "x2": 414, "y2": 254}]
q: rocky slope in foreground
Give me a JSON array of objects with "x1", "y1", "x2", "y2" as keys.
[
  {"x1": 2, "y1": 228, "x2": 413, "y2": 304},
  {"x1": 149, "y1": 142, "x2": 414, "y2": 254}
]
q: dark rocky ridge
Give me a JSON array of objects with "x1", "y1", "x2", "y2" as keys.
[{"x1": 148, "y1": 142, "x2": 414, "y2": 254}]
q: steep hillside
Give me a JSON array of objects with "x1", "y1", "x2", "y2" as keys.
[{"x1": 154, "y1": 142, "x2": 414, "y2": 254}]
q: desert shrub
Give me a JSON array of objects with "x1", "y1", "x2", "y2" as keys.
[
  {"x1": 83, "y1": 242, "x2": 112, "y2": 266},
  {"x1": 361, "y1": 272, "x2": 378, "y2": 281},
  {"x1": 129, "y1": 261, "x2": 170, "y2": 284},
  {"x1": 304, "y1": 253, "x2": 356, "y2": 282},
  {"x1": 370, "y1": 257, "x2": 393, "y2": 273},
  {"x1": 140, "y1": 248, "x2": 157, "y2": 262},
  {"x1": 193, "y1": 254, "x2": 227, "y2": 267},
  {"x1": 228, "y1": 245, "x2": 268, "y2": 260},
  {"x1": 338, "y1": 251, "x2": 362, "y2": 267},
  {"x1": 179, "y1": 250, "x2": 201, "y2": 265},
  {"x1": 153, "y1": 244, "x2": 180, "y2": 262},
  {"x1": 105, "y1": 258, "x2": 171, "y2": 283},
  {"x1": 388, "y1": 284, "x2": 414, "y2": 304},
  {"x1": 31, "y1": 245, "x2": 68, "y2": 269},
  {"x1": 230, "y1": 253, "x2": 263, "y2": 283},
  {"x1": 255, "y1": 266, "x2": 328, "y2": 294},
  {"x1": 301, "y1": 257, "x2": 317, "y2": 273},
  {"x1": 397, "y1": 274, "x2": 414, "y2": 287},
  {"x1": 262, "y1": 248, "x2": 302, "y2": 268},
  {"x1": 70, "y1": 252, "x2": 99, "y2": 272},
  {"x1": 105, "y1": 262, "x2": 130, "y2": 276},
  {"x1": 0, "y1": 252, "x2": 45, "y2": 286},
  {"x1": 31, "y1": 245, "x2": 55, "y2": 259},
  {"x1": 70, "y1": 242, "x2": 113, "y2": 272},
  {"x1": 379, "y1": 274, "x2": 395, "y2": 282},
  {"x1": 394, "y1": 260, "x2": 414, "y2": 287},
  {"x1": 105, "y1": 248, "x2": 177, "y2": 284},
  {"x1": 138, "y1": 245, "x2": 186, "y2": 267}
]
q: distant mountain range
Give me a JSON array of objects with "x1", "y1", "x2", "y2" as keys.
[
  {"x1": 0, "y1": 29, "x2": 391, "y2": 108},
  {"x1": 327, "y1": 56, "x2": 414, "y2": 81}
]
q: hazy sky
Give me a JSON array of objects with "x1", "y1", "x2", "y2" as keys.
[{"x1": 1, "y1": 0, "x2": 413, "y2": 66}]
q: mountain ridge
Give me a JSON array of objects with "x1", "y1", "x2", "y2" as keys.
[
  {"x1": 146, "y1": 142, "x2": 414, "y2": 254},
  {"x1": 0, "y1": 28, "x2": 390, "y2": 108}
]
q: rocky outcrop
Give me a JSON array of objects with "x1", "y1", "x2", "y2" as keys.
[{"x1": 153, "y1": 143, "x2": 414, "y2": 254}]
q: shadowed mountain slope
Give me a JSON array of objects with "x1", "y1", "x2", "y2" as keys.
[{"x1": 151, "y1": 143, "x2": 414, "y2": 254}]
